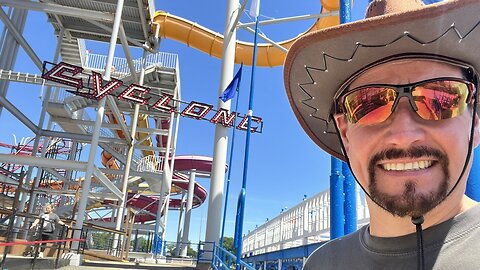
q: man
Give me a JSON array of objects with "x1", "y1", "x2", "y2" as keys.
[
  {"x1": 284, "y1": 0, "x2": 480, "y2": 269},
  {"x1": 30, "y1": 204, "x2": 67, "y2": 258}
]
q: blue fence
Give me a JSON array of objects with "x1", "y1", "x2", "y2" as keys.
[
  {"x1": 242, "y1": 241, "x2": 327, "y2": 270},
  {"x1": 198, "y1": 241, "x2": 256, "y2": 270}
]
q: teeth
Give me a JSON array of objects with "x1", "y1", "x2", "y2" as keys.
[{"x1": 381, "y1": 160, "x2": 433, "y2": 171}]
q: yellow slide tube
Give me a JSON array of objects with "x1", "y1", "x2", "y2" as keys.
[{"x1": 153, "y1": 0, "x2": 339, "y2": 67}]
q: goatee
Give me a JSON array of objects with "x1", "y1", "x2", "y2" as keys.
[{"x1": 368, "y1": 146, "x2": 449, "y2": 217}]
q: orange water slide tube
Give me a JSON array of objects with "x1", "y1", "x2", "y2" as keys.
[
  {"x1": 153, "y1": 0, "x2": 339, "y2": 67},
  {"x1": 103, "y1": 112, "x2": 155, "y2": 164}
]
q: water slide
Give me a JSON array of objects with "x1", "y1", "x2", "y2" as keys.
[
  {"x1": 101, "y1": 111, "x2": 214, "y2": 222},
  {"x1": 153, "y1": 0, "x2": 339, "y2": 67},
  {"x1": 97, "y1": 0, "x2": 339, "y2": 221},
  {"x1": 100, "y1": 155, "x2": 215, "y2": 223}
]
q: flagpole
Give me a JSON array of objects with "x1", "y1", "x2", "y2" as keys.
[
  {"x1": 219, "y1": 66, "x2": 242, "y2": 248},
  {"x1": 234, "y1": 14, "x2": 259, "y2": 270}
]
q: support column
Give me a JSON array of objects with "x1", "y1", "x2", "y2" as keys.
[
  {"x1": 467, "y1": 147, "x2": 480, "y2": 201},
  {"x1": 205, "y1": 0, "x2": 238, "y2": 253},
  {"x1": 180, "y1": 169, "x2": 196, "y2": 257},
  {"x1": 62, "y1": 140, "x2": 79, "y2": 206},
  {"x1": 175, "y1": 191, "x2": 186, "y2": 256},
  {"x1": 0, "y1": 7, "x2": 27, "y2": 118},
  {"x1": 16, "y1": 28, "x2": 64, "y2": 240},
  {"x1": 24, "y1": 27, "x2": 64, "y2": 214},
  {"x1": 343, "y1": 162, "x2": 356, "y2": 234},
  {"x1": 154, "y1": 109, "x2": 176, "y2": 257},
  {"x1": 329, "y1": 157, "x2": 344, "y2": 239},
  {"x1": 112, "y1": 47, "x2": 147, "y2": 251},
  {"x1": 72, "y1": 0, "x2": 125, "y2": 251}
]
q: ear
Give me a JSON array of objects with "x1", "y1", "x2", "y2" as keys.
[
  {"x1": 473, "y1": 113, "x2": 480, "y2": 148},
  {"x1": 333, "y1": 113, "x2": 350, "y2": 153}
]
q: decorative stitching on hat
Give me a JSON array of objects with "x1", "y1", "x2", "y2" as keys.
[{"x1": 299, "y1": 21, "x2": 480, "y2": 125}]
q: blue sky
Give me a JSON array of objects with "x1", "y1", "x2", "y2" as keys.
[
  {"x1": 0, "y1": 0, "x2": 369, "y2": 243},
  {"x1": 155, "y1": 0, "x2": 369, "y2": 242}
]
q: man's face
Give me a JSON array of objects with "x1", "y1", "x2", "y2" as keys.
[
  {"x1": 46, "y1": 205, "x2": 53, "y2": 213},
  {"x1": 335, "y1": 59, "x2": 479, "y2": 217}
]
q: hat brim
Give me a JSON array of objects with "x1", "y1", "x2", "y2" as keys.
[{"x1": 284, "y1": 0, "x2": 480, "y2": 161}]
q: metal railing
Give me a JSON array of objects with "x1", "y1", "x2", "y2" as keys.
[
  {"x1": 82, "y1": 51, "x2": 178, "y2": 78},
  {"x1": 199, "y1": 241, "x2": 255, "y2": 270},
  {"x1": 136, "y1": 155, "x2": 163, "y2": 173},
  {"x1": 0, "y1": 210, "x2": 84, "y2": 269},
  {"x1": 242, "y1": 187, "x2": 370, "y2": 256}
]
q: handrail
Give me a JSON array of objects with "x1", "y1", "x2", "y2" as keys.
[
  {"x1": 0, "y1": 238, "x2": 85, "y2": 247},
  {"x1": 136, "y1": 155, "x2": 163, "y2": 173},
  {"x1": 198, "y1": 241, "x2": 255, "y2": 270},
  {"x1": 82, "y1": 51, "x2": 178, "y2": 77}
]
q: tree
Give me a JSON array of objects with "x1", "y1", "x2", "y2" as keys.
[
  {"x1": 132, "y1": 236, "x2": 149, "y2": 252},
  {"x1": 222, "y1": 236, "x2": 236, "y2": 255},
  {"x1": 166, "y1": 242, "x2": 198, "y2": 258}
]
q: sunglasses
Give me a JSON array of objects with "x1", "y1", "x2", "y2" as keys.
[{"x1": 337, "y1": 77, "x2": 476, "y2": 125}]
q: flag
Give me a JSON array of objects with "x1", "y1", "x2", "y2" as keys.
[
  {"x1": 249, "y1": 0, "x2": 260, "y2": 18},
  {"x1": 219, "y1": 64, "x2": 242, "y2": 102}
]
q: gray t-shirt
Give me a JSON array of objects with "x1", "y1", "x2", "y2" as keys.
[
  {"x1": 304, "y1": 204, "x2": 480, "y2": 270},
  {"x1": 41, "y1": 212, "x2": 60, "y2": 233}
]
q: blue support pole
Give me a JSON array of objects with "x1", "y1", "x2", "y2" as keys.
[
  {"x1": 220, "y1": 73, "x2": 241, "y2": 247},
  {"x1": 343, "y1": 163, "x2": 356, "y2": 234},
  {"x1": 339, "y1": 0, "x2": 356, "y2": 235},
  {"x1": 330, "y1": 157, "x2": 345, "y2": 239},
  {"x1": 234, "y1": 16, "x2": 260, "y2": 270},
  {"x1": 467, "y1": 148, "x2": 480, "y2": 201}
]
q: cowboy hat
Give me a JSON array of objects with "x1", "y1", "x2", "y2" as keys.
[{"x1": 284, "y1": 0, "x2": 480, "y2": 161}]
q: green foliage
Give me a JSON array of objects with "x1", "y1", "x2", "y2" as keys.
[
  {"x1": 166, "y1": 242, "x2": 198, "y2": 258},
  {"x1": 91, "y1": 232, "x2": 112, "y2": 249},
  {"x1": 222, "y1": 236, "x2": 236, "y2": 254},
  {"x1": 134, "y1": 236, "x2": 150, "y2": 251}
]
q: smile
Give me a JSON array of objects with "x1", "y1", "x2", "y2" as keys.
[{"x1": 380, "y1": 160, "x2": 433, "y2": 171}]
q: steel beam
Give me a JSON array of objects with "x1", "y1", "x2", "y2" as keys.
[
  {"x1": 0, "y1": 70, "x2": 65, "y2": 87},
  {"x1": 106, "y1": 95, "x2": 132, "y2": 144},
  {"x1": 97, "y1": 165, "x2": 166, "y2": 180},
  {"x1": 0, "y1": 154, "x2": 87, "y2": 171},
  {"x1": 241, "y1": 25, "x2": 287, "y2": 53},
  {"x1": 77, "y1": 20, "x2": 145, "y2": 48},
  {"x1": 92, "y1": 166, "x2": 123, "y2": 199},
  {"x1": 40, "y1": 129, "x2": 127, "y2": 145},
  {"x1": 0, "y1": 0, "x2": 114, "y2": 22},
  {"x1": 51, "y1": 116, "x2": 167, "y2": 135},
  {"x1": 237, "y1": 11, "x2": 339, "y2": 28},
  {"x1": 43, "y1": 167, "x2": 67, "y2": 182},
  {"x1": 0, "y1": 173, "x2": 20, "y2": 186},
  {"x1": 0, "y1": 7, "x2": 42, "y2": 70},
  {"x1": 88, "y1": 220, "x2": 155, "y2": 231},
  {"x1": 118, "y1": 23, "x2": 140, "y2": 81},
  {"x1": 0, "y1": 95, "x2": 38, "y2": 132},
  {"x1": 135, "y1": 0, "x2": 149, "y2": 41},
  {"x1": 135, "y1": 144, "x2": 167, "y2": 153}
]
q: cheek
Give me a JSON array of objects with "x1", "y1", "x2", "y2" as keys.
[
  {"x1": 443, "y1": 121, "x2": 473, "y2": 179},
  {"x1": 344, "y1": 127, "x2": 380, "y2": 186}
]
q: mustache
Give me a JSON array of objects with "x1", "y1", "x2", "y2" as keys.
[{"x1": 369, "y1": 146, "x2": 447, "y2": 169}]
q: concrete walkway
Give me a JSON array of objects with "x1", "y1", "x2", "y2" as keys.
[{"x1": 59, "y1": 260, "x2": 197, "y2": 270}]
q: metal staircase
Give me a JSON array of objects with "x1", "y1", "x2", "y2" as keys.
[
  {"x1": 60, "y1": 37, "x2": 85, "y2": 66},
  {"x1": 64, "y1": 96, "x2": 97, "y2": 112}
]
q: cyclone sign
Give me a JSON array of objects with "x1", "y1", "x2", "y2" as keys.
[{"x1": 41, "y1": 61, "x2": 263, "y2": 133}]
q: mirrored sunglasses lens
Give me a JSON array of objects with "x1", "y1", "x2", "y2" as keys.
[
  {"x1": 344, "y1": 87, "x2": 396, "y2": 125},
  {"x1": 413, "y1": 80, "x2": 470, "y2": 120}
]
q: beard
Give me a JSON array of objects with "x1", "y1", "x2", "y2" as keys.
[{"x1": 368, "y1": 146, "x2": 450, "y2": 217}]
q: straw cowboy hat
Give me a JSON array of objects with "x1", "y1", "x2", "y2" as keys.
[{"x1": 284, "y1": 0, "x2": 480, "y2": 161}]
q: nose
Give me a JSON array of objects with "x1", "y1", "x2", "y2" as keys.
[{"x1": 383, "y1": 97, "x2": 427, "y2": 147}]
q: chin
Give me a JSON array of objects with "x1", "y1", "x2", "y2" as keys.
[{"x1": 370, "y1": 180, "x2": 449, "y2": 217}]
